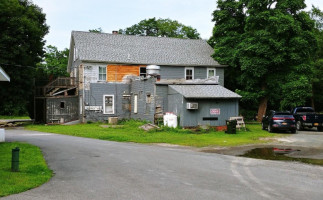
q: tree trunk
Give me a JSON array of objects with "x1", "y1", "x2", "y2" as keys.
[
  {"x1": 311, "y1": 86, "x2": 315, "y2": 109},
  {"x1": 257, "y1": 83, "x2": 268, "y2": 122},
  {"x1": 257, "y1": 96, "x2": 268, "y2": 122}
]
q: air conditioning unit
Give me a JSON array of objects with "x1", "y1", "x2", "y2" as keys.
[{"x1": 187, "y1": 102, "x2": 198, "y2": 110}]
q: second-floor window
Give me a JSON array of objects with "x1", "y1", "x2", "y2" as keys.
[
  {"x1": 207, "y1": 68, "x2": 216, "y2": 78},
  {"x1": 185, "y1": 67, "x2": 194, "y2": 80},
  {"x1": 140, "y1": 67, "x2": 147, "y2": 77},
  {"x1": 99, "y1": 66, "x2": 106, "y2": 81}
]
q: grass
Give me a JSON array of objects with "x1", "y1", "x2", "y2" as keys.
[
  {"x1": 0, "y1": 142, "x2": 52, "y2": 197},
  {"x1": 26, "y1": 120, "x2": 281, "y2": 147},
  {"x1": 0, "y1": 116, "x2": 30, "y2": 120}
]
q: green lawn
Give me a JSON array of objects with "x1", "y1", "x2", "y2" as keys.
[
  {"x1": 26, "y1": 120, "x2": 282, "y2": 147},
  {"x1": 0, "y1": 142, "x2": 52, "y2": 197},
  {"x1": 0, "y1": 116, "x2": 30, "y2": 120}
]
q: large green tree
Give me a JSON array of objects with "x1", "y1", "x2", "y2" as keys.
[
  {"x1": 309, "y1": 6, "x2": 323, "y2": 112},
  {"x1": 36, "y1": 45, "x2": 69, "y2": 81},
  {"x1": 119, "y1": 18, "x2": 201, "y2": 39},
  {"x1": 211, "y1": 0, "x2": 317, "y2": 121},
  {"x1": 0, "y1": 0, "x2": 49, "y2": 116}
]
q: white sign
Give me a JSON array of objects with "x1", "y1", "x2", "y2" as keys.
[
  {"x1": 210, "y1": 108, "x2": 220, "y2": 115},
  {"x1": 85, "y1": 106, "x2": 102, "y2": 111}
]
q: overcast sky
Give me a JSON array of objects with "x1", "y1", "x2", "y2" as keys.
[{"x1": 31, "y1": 0, "x2": 323, "y2": 50}]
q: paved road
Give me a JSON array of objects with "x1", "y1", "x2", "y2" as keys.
[
  {"x1": 2, "y1": 129, "x2": 323, "y2": 200},
  {"x1": 278, "y1": 130, "x2": 323, "y2": 148}
]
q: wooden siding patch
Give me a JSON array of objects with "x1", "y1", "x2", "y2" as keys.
[{"x1": 107, "y1": 65, "x2": 146, "y2": 82}]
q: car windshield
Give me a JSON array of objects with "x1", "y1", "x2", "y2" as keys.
[
  {"x1": 295, "y1": 108, "x2": 315, "y2": 113},
  {"x1": 274, "y1": 112, "x2": 290, "y2": 115},
  {"x1": 273, "y1": 115, "x2": 293, "y2": 118}
]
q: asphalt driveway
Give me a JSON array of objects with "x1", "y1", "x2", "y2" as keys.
[{"x1": 2, "y1": 128, "x2": 323, "y2": 200}]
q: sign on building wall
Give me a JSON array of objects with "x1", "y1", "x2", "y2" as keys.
[{"x1": 210, "y1": 108, "x2": 220, "y2": 115}]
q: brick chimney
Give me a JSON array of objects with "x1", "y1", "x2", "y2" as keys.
[{"x1": 112, "y1": 31, "x2": 118, "y2": 34}]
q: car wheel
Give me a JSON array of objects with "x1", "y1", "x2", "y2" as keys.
[
  {"x1": 268, "y1": 125, "x2": 273, "y2": 133},
  {"x1": 262, "y1": 123, "x2": 265, "y2": 130},
  {"x1": 296, "y1": 121, "x2": 303, "y2": 131}
]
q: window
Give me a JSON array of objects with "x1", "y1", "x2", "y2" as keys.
[
  {"x1": 207, "y1": 68, "x2": 216, "y2": 78},
  {"x1": 98, "y1": 66, "x2": 106, "y2": 81},
  {"x1": 60, "y1": 102, "x2": 65, "y2": 109},
  {"x1": 185, "y1": 67, "x2": 194, "y2": 80},
  {"x1": 140, "y1": 67, "x2": 147, "y2": 77},
  {"x1": 103, "y1": 95, "x2": 114, "y2": 114}
]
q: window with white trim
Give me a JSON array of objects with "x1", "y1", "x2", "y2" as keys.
[
  {"x1": 185, "y1": 67, "x2": 194, "y2": 80},
  {"x1": 103, "y1": 95, "x2": 114, "y2": 114},
  {"x1": 207, "y1": 68, "x2": 216, "y2": 78},
  {"x1": 98, "y1": 66, "x2": 106, "y2": 81}
]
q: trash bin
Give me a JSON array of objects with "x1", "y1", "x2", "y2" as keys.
[{"x1": 226, "y1": 120, "x2": 237, "y2": 134}]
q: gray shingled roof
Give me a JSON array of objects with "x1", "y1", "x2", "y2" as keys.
[
  {"x1": 72, "y1": 31, "x2": 221, "y2": 67},
  {"x1": 169, "y1": 85, "x2": 241, "y2": 99}
]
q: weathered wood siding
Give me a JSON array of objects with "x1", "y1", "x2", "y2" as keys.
[
  {"x1": 130, "y1": 78, "x2": 156, "y2": 122},
  {"x1": 107, "y1": 65, "x2": 146, "y2": 82},
  {"x1": 46, "y1": 97, "x2": 79, "y2": 124}
]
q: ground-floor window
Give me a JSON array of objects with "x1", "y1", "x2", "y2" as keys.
[{"x1": 103, "y1": 95, "x2": 114, "y2": 114}]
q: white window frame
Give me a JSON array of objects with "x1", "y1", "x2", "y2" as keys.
[
  {"x1": 207, "y1": 68, "x2": 216, "y2": 78},
  {"x1": 103, "y1": 95, "x2": 114, "y2": 114},
  {"x1": 98, "y1": 66, "x2": 106, "y2": 81},
  {"x1": 185, "y1": 67, "x2": 194, "y2": 80}
]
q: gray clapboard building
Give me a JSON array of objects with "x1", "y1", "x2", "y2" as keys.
[{"x1": 61, "y1": 31, "x2": 241, "y2": 127}]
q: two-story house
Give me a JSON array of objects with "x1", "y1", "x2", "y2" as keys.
[{"x1": 40, "y1": 31, "x2": 241, "y2": 127}]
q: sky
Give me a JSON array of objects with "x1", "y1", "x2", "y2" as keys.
[{"x1": 32, "y1": 0, "x2": 323, "y2": 51}]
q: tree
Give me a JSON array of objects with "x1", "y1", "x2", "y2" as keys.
[
  {"x1": 210, "y1": 0, "x2": 317, "y2": 121},
  {"x1": 309, "y1": 6, "x2": 323, "y2": 112},
  {"x1": 37, "y1": 45, "x2": 69, "y2": 80},
  {"x1": 89, "y1": 28, "x2": 103, "y2": 33},
  {"x1": 0, "y1": 0, "x2": 49, "y2": 116},
  {"x1": 119, "y1": 18, "x2": 200, "y2": 39}
]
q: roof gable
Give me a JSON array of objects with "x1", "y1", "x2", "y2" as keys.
[{"x1": 71, "y1": 31, "x2": 221, "y2": 67}]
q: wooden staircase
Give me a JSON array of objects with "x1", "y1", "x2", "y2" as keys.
[{"x1": 36, "y1": 77, "x2": 77, "y2": 97}]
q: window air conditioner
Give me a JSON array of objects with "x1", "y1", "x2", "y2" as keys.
[{"x1": 187, "y1": 102, "x2": 198, "y2": 110}]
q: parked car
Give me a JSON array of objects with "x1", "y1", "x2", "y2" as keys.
[
  {"x1": 262, "y1": 111, "x2": 296, "y2": 133},
  {"x1": 291, "y1": 107, "x2": 323, "y2": 131}
]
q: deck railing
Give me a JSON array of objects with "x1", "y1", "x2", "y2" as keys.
[{"x1": 35, "y1": 77, "x2": 76, "y2": 97}]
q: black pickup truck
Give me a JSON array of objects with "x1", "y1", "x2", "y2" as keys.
[{"x1": 291, "y1": 107, "x2": 323, "y2": 131}]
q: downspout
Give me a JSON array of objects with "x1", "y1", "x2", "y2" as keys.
[{"x1": 82, "y1": 65, "x2": 85, "y2": 123}]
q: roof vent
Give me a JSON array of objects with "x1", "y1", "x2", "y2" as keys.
[{"x1": 146, "y1": 65, "x2": 160, "y2": 76}]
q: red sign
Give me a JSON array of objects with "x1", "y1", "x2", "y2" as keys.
[{"x1": 210, "y1": 108, "x2": 220, "y2": 115}]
